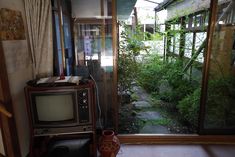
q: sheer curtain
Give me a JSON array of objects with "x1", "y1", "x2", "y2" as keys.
[{"x1": 24, "y1": 0, "x2": 53, "y2": 78}]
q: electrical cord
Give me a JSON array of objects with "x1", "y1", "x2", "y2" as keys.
[{"x1": 90, "y1": 74, "x2": 103, "y2": 129}]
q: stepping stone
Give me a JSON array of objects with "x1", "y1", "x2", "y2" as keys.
[
  {"x1": 132, "y1": 86, "x2": 142, "y2": 92},
  {"x1": 137, "y1": 111, "x2": 162, "y2": 120},
  {"x1": 132, "y1": 101, "x2": 151, "y2": 109},
  {"x1": 132, "y1": 87, "x2": 150, "y2": 100},
  {"x1": 139, "y1": 125, "x2": 170, "y2": 134}
]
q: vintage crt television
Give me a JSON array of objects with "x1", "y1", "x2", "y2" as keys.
[{"x1": 24, "y1": 82, "x2": 95, "y2": 136}]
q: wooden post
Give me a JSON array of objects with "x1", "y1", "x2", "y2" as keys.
[
  {"x1": 58, "y1": 0, "x2": 66, "y2": 76},
  {"x1": 165, "y1": 22, "x2": 171, "y2": 62},
  {"x1": 112, "y1": 0, "x2": 118, "y2": 132},
  {"x1": 179, "y1": 17, "x2": 186, "y2": 61},
  {"x1": 0, "y1": 41, "x2": 21, "y2": 157},
  {"x1": 199, "y1": 0, "x2": 218, "y2": 134}
]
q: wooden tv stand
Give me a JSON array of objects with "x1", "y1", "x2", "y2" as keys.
[{"x1": 24, "y1": 80, "x2": 97, "y2": 157}]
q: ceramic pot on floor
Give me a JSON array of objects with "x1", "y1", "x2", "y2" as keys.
[{"x1": 98, "y1": 130, "x2": 120, "y2": 157}]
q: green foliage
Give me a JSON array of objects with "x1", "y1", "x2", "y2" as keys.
[
  {"x1": 118, "y1": 53, "x2": 139, "y2": 93},
  {"x1": 159, "y1": 81, "x2": 195, "y2": 103},
  {"x1": 177, "y1": 76, "x2": 235, "y2": 129},
  {"x1": 131, "y1": 93, "x2": 139, "y2": 101},
  {"x1": 118, "y1": 22, "x2": 150, "y2": 93},
  {"x1": 138, "y1": 55, "x2": 199, "y2": 104},
  {"x1": 138, "y1": 118, "x2": 172, "y2": 128},
  {"x1": 146, "y1": 118, "x2": 172, "y2": 126},
  {"x1": 177, "y1": 88, "x2": 201, "y2": 128},
  {"x1": 138, "y1": 54, "x2": 201, "y2": 128},
  {"x1": 205, "y1": 76, "x2": 235, "y2": 127},
  {"x1": 151, "y1": 33, "x2": 163, "y2": 41},
  {"x1": 138, "y1": 55, "x2": 166, "y2": 92},
  {"x1": 162, "y1": 61, "x2": 195, "y2": 101}
]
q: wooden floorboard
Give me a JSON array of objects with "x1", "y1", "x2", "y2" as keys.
[{"x1": 116, "y1": 144, "x2": 235, "y2": 157}]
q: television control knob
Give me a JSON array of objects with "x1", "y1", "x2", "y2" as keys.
[
  {"x1": 83, "y1": 92, "x2": 87, "y2": 96},
  {"x1": 83, "y1": 99, "x2": 87, "y2": 103}
]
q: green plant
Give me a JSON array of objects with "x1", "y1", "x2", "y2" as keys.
[
  {"x1": 138, "y1": 56, "x2": 198, "y2": 103},
  {"x1": 159, "y1": 60, "x2": 198, "y2": 102},
  {"x1": 118, "y1": 53, "x2": 139, "y2": 93},
  {"x1": 146, "y1": 118, "x2": 172, "y2": 126},
  {"x1": 205, "y1": 76, "x2": 235, "y2": 128},
  {"x1": 177, "y1": 88, "x2": 201, "y2": 128},
  {"x1": 151, "y1": 32, "x2": 163, "y2": 41},
  {"x1": 118, "y1": 22, "x2": 150, "y2": 93},
  {"x1": 138, "y1": 54, "x2": 166, "y2": 92},
  {"x1": 131, "y1": 93, "x2": 139, "y2": 101},
  {"x1": 159, "y1": 78, "x2": 196, "y2": 103}
]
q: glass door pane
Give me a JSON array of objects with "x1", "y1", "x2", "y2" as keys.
[
  {"x1": 201, "y1": 0, "x2": 235, "y2": 134},
  {"x1": 63, "y1": 14, "x2": 73, "y2": 75},
  {"x1": 117, "y1": 0, "x2": 209, "y2": 134},
  {"x1": 73, "y1": 0, "x2": 115, "y2": 129}
]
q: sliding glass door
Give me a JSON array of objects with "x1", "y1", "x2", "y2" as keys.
[
  {"x1": 72, "y1": 0, "x2": 117, "y2": 129},
  {"x1": 200, "y1": 0, "x2": 235, "y2": 134},
  {"x1": 117, "y1": 0, "x2": 235, "y2": 135}
]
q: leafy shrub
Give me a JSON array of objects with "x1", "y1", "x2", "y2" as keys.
[
  {"x1": 177, "y1": 88, "x2": 201, "y2": 128},
  {"x1": 137, "y1": 55, "x2": 166, "y2": 92},
  {"x1": 118, "y1": 53, "x2": 140, "y2": 93},
  {"x1": 118, "y1": 22, "x2": 149, "y2": 93},
  {"x1": 159, "y1": 60, "x2": 198, "y2": 103},
  {"x1": 151, "y1": 33, "x2": 163, "y2": 41},
  {"x1": 160, "y1": 81, "x2": 193, "y2": 101},
  {"x1": 139, "y1": 56, "x2": 198, "y2": 103},
  {"x1": 205, "y1": 76, "x2": 235, "y2": 127}
]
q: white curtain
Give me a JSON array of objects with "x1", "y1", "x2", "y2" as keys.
[{"x1": 24, "y1": 0, "x2": 53, "y2": 78}]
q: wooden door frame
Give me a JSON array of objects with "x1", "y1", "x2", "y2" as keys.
[
  {"x1": 112, "y1": 0, "x2": 118, "y2": 131},
  {"x1": 0, "y1": 41, "x2": 21, "y2": 157}
]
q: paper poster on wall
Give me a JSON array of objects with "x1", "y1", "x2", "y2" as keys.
[
  {"x1": 0, "y1": 8, "x2": 25, "y2": 40},
  {"x1": 84, "y1": 36, "x2": 92, "y2": 56}
]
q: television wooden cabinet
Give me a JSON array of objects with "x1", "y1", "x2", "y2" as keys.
[{"x1": 24, "y1": 80, "x2": 97, "y2": 157}]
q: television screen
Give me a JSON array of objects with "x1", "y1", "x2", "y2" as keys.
[{"x1": 35, "y1": 94, "x2": 74, "y2": 122}]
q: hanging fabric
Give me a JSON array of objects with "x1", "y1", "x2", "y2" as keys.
[{"x1": 24, "y1": 0, "x2": 53, "y2": 78}]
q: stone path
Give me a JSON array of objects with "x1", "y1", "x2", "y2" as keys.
[{"x1": 131, "y1": 85, "x2": 171, "y2": 134}]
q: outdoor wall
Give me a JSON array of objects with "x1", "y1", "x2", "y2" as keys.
[
  {"x1": 166, "y1": 0, "x2": 230, "y2": 20},
  {"x1": 117, "y1": 0, "x2": 137, "y2": 20},
  {"x1": 71, "y1": 0, "x2": 101, "y2": 18},
  {"x1": 0, "y1": 0, "x2": 33, "y2": 156}
]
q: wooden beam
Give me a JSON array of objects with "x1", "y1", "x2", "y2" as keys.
[
  {"x1": 112, "y1": 0, "x2": 118, "y2": 131},
  {"x1": 165, "y1": 23, "x2": 171, "y2": 62},
  {"x1": 143, "y1": 0, "x2": 160, "y2": 5},
  {"x1": 118, "y1": 135, "x2": 235, "y2": 144},
  {"x1": 179, "y1": 17, "x2": 186, "y2": 60},
  {"x1": 182, "y1": 40, "x2": 206, "y2": 72},
  {"x1": 58, "y1": 0, "x2": 66, "y2": 75},
  {"x1": 199, "y1": 0, "x2": 218, "y2": 134},
  {"x1": 134, "y1": 7, "x2": 138, "y2": 26},
  {"x1": 0, "y1": 41, "x2": 21, "y2": 157}
]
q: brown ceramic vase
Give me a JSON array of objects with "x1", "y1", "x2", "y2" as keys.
[{"x1": 98, "y1": 130, "x2": 120, "y2": 157}]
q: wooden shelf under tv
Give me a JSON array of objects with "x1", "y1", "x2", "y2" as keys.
[{"x1": 24, "y1": 80, "x2": 97, "y2": 157}]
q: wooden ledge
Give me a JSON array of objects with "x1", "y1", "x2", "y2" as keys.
[{"x1": 117, "y1": 134, "x2": 235, "y2": 145}]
